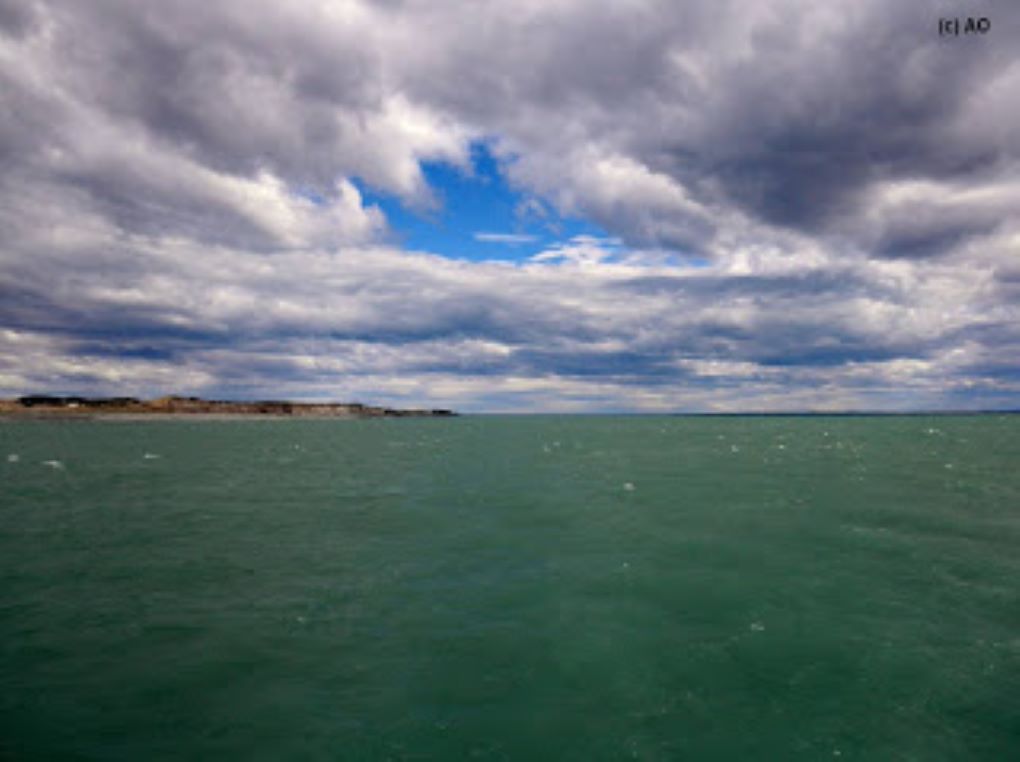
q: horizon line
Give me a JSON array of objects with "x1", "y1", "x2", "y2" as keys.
[{"x1": 4, "y1": 394, "x2": 1018, "y2": 418}]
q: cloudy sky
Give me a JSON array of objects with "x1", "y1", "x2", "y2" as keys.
[{"x1": 1, "y1": 0, "x2": 1018, "y2": 412}]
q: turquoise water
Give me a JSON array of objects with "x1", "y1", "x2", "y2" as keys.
[{"x1": 1, "y1": 416, "x2": 1018, "y2": 760}]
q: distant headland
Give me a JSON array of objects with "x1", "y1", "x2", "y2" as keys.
[{"x1": 0, "y1": 395, "x2": 456, "y2": 419}]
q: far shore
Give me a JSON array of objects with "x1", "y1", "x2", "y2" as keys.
[{"x1": 0, "y1": 395, "x2": 456, "y2": 419}]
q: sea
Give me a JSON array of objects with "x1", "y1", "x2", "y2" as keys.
[{"x1": 1, "y1": 415, "x2": 1018, "y2": 760}]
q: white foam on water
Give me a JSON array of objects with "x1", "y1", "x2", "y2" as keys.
[
  {"x1": 143, "y1": 453, "x2": 161, "y2": 460},
  {"x1": 750, "y1": 621, "x2": 765, "y2": 632},
  {"x1": 6, "y1": 453, "x2": 18, "y2": 463},
  {"x1": 42, "y1": 460, "x2": 64, "y2": 470},
  {"x1": 730, "y1": 444, "x2": 739, "y2": 453},
  {"x1": 623, "y1": 482, "x2": 635, "y2": 491}
]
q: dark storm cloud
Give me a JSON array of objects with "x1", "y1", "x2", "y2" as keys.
[
  {"x1": 0, "y1": 0, "x2": 38, "y2": 36},
  {"x1": 48, "y1": 1, "x2": 384, "y2": 185},
  {"x1": 664, "y1": 3, "x2": 1006, "y2": 234},
  {"x1": 609, "y1": 270, "x2": 885, "y2": 300}
]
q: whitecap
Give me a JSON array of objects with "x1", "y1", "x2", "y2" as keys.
[
  {"x1": 730, "y1": 444, "x2": 739, "y2": 453},
  {"x1": 42, "y1": 460, "x2": 64, "y2": 469},
  {"x1": 143, "y1": 453, "x2": 161, "y2": 460},
  {"x1": 623, "y1": 482, "x2": 635, "y2": 492},
  {"x1": 6, "y1": 453, "x2": 18, "y2": 463},
  {"x1": 750, "y1": 621, "x2": 765, "y2": 632}
]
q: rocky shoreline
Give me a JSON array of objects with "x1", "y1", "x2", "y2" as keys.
[{"x1": 0, "y1": 395, "x2": 456, "y2": 419}]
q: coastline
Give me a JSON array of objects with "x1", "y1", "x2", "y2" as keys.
[{"x1": 0, "y1": 395, "x2": 456, "y2": 420}]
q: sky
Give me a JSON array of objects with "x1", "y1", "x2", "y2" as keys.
[{"x1": 1, "y1": 0, "x2": 1018, "y2": 412}]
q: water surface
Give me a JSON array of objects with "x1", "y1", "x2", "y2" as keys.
[{"x1": 2, "y1": 416, "x2": 1018, "y2": 759}]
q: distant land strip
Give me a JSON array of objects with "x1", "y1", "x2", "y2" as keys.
[{"x1": 0, "y1": 395, "x2": 456, "y2": 418}]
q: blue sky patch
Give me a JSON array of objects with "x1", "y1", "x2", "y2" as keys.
[{"x1": 358, "y1": 142, "x2": 610, "y2": 261}]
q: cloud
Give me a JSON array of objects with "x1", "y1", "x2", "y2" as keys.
[
  {"x1": 1, "y1": 0, "x2": 1018, "y2": 410},
  {"x1": 530, "y1": 235, "x2": 624, "y2": 265},
  {"x1": 473, "y1": 232, "x2": 538, "y2": 244},
  {"x1": 393, "y1": 0, "x2": 1020, "y2": 252},
  {"x1": 2, "y1": 225, "x2": 1014, "y2": 410}
]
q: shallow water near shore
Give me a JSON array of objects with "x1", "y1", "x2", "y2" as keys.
[{"x1": 2, "y1": 415, "x2": 1018, "y2": 759}]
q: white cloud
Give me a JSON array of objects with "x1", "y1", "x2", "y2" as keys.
[{"x1": 474, "y1": 232, "x2": 538, "y2": 244}]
